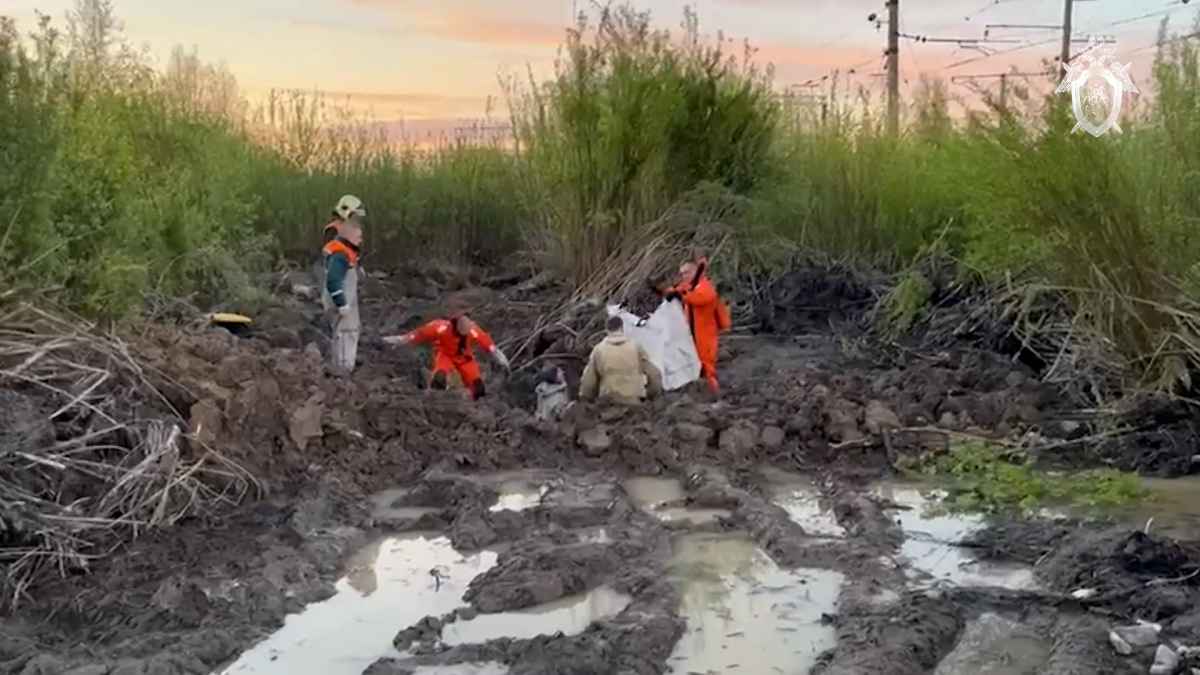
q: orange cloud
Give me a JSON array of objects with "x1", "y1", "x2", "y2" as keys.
[
  {"x1": 243, "y1": 86, "x2": 498, "y2": 118},
  {"x1": 340, "y1": 0, "x2": 569, "y2": 47},
  {"x1": 420, "y1": 9, "x2": 567, "y2": 47}
]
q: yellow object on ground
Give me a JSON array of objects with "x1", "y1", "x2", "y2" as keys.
[{"x1": 210, "y1": 313, "x2": 252, "y2": 325}]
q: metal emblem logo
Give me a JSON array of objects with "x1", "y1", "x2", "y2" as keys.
[{"x1": 1055, "y1": 37, "x2": 1138, "y2": 137}]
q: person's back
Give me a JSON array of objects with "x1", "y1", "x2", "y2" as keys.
[{"x1": 580, "y1": 315, "x2": 662, "y2": 406}]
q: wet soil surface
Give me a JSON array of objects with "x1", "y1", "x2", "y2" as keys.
[{"x1": 5, "y1": 265, "x2": 1200, "y2": 674}]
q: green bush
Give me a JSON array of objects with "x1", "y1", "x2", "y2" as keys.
[
  {"x1": 7, "y1": 1, "x2": 1200, "y2": 389},
  {"x1": 506, "y1": 5, "x2": 779, "y2": 283}
]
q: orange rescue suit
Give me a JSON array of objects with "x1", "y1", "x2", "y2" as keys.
[
  {"x1": 403, "y1": 317, "x2": 497, "y2": 396},
  {"x1": 673, "y1": 261, "x2": 726, "y2": 391}
]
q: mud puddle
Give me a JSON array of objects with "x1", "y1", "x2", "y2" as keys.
[
  {"x1": 489, "y1": 478, "x2": 546, "y2": 512},
  {"x1": 667, "y1": 533, "x2": 841, "y2": 674},
  {"x1": 873, "y1": 483, "x2": 1036, "y2": 589},
  {"x1": 933, "y1": 612, "x2": 1050, "y2": 675},
  {"x1": 404, "y1": 665, "x2": 508, "y2": 675},
  {"x1": 218, "y1": 534, "x2": 497, "y2": 675},
  {"x1": 441, "y1": 586, "x2": 630, "y2": 645},
  {"x1": 370, "y1": 488, "x2": 443, "y2": 523},
  {"x1": 760, "y1": 468, "x2": 845, "y2": 537},
  {"x1": 625, "y1": 476, "x2": 732, "y2": 525},
  {"x1": 1114, "y1": 475, "x2": 1200, "y2": 540}
]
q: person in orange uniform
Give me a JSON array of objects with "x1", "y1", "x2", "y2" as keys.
[
  {"x1": 659, "y1": 255, "x2": 729, "y2": 393},
  {"x1": 382, "y1": 313, "x2": 510, "y2": 399}
]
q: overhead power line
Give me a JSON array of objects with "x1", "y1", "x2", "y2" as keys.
[{"x1": 946, "y1": 0, "x2": 1193, "y2": 69}]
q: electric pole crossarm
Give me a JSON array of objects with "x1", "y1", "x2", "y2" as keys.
[
  {"x1": 986, "y1": 24, "x2": 1060, "y2": 30},
  {"x1": 949, "y1": 71, "x2": 1046, "y2": 82}
]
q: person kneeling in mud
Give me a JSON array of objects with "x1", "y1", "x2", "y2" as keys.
[
  {"x1": 578, "y1": 315, "x2": 663, "y2": 406},
  {"x1": 382, "y1": 313, "x2": 509, "y2": 399},
  {"x1": 535, "y1": 364, "x2": 573, "y2": 420}
]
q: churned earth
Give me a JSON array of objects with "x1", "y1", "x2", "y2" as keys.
[{"x1": 3, "y1": 264, "x2": 1200, "y2": 675}]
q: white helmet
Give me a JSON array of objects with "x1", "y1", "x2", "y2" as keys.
[{"x1": 334, "y1": 194, "x2": 365, "y2": 220}]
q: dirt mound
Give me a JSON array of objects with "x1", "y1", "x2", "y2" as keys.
[
  {"x1": 2, "y1": 485, "x2": 366, "y2": 674},
  {"x1": 1100, "y1": 395, "x2": 1200, "y2": 477},
  {"x1": 131, "y1": 323, "x2": 575, "y2": 494},
  {"x1": 1038, "y1": 529, "x2": 1200, "y2": 617},
  {"x1": 967, "y1": 520, "x2": 1200, "y2": 623},
  {"x1": 0, "y1": 308, "x2": 261, "y2": 612},
  {"x1": 753, "y1": 264, "x2": 878, "y2": 334}
]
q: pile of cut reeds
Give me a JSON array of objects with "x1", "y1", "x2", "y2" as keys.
[{"x1": 0, "y1": 303, "x2": 256, "y2": 609}]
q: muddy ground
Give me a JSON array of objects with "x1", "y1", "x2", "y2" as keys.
[{"x1": 4, "y1": 263, "x2": 1200, "y2": 674}]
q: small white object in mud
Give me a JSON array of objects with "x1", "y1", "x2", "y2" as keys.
[
  {"x1": 1111, "y1": 623, "x2": 1161, "y2": 649},
  {"x1": 1109, "y1": 630, "x2": 1133, "y2": 656},
  {"x1": 1151, "y1": 644, "x2": 1180, "y2": 674},
  {"x1": 489, "y1": 482, "x2": 547, "y2": 512},
  {"x1": 1070, "y1": 588, "x2": 1097, "y2": 599}
]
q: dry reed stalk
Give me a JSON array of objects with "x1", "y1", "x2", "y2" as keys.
[
  {"x1": 0, "y1": 302, "x2": 257, "y2": 609},
  {"x1": 508, "y1": 190, "x2": 738, "y2": 362}
]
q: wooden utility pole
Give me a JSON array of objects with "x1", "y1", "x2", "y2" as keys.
[
  {"x1": 886, "y1": 0, "x2": 900, "y2": 133},
  {"x1": 1060, "y1": 0, "x2": 1073, "y2": 67}
]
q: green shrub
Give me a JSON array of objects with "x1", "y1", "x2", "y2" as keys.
[{"x1": 8, "y1": 1, "x2": 1200, "y2": 391}]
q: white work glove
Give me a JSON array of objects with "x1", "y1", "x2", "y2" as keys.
[
  {"x1": 337, "y1": 304, "x2": 352, "y2": 317},
  {"x1": 382, "y1": 335, "x2": 409, "y2": 346},
  {"x1": 492, "y1": 348, "x2": 511, "y2": 370}
]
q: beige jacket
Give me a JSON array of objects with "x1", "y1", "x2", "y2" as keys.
[{"x1": 579, "y1": 334, "x2": 663, "y2": 406}]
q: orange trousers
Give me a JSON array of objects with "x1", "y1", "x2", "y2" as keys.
[
  {"x1": 429, "y1": 352, "x2": 483, "y2": 398},
  {"x1": 696, "y1": 341, "x2": 718, "y2": 392}
]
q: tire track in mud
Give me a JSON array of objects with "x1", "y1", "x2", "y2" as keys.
[
  {"x1": 365, "y1": 471, "x2": 686, "y2": 675},
  {"x1": 683, "y1": 465, "x2": 968, "y2": 675},
  {"x1": 367, "y1": 464, "x2": 957, "y2": 675}
]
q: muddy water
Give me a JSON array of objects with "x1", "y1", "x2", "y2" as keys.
[
  {"x1": 933, "y1": 613, "x2": 1051, "y2": 675},
  {"x1": 873, "y1": 484, "x2": 1035, "y2": 589},
  {"x1": 625, "y1": 476, "x2": 732, "y2": 525},
  {"x1": 407, "y1": 665, "x2": 508, "y2": 674},
  {"x1": 489, "y1": 479, "x2": 546, "y2": 512},
  {"x1": 761, "y1": 468, "x2": 845, "y2": 537},
  {"x1": 1120, "y1": 476, "x2": 1200, "y2": 539},
  {"x1": 624, "y1": 476, "x2": 686, "y2": 506},
  {"x1": 442, "y1": 586, "x2": 630, "y2": 645},
  {"x1": 667, "y1": 533, "x2": 841, "y2": 674},
  {"x1": 218, "y1": 534, "x2": 497, "y2": 675},
  {"x1": 369, "y1": 488, "x2": 443, "y2": 523}
]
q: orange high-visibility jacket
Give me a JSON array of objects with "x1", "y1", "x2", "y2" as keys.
[{"x1": 404, "y1": 318, "x2": 496, "y2": 363}]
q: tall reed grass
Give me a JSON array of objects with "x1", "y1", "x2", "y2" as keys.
[{"x1": 6, "y1": 1, "x2": 1200, "y2": 384}]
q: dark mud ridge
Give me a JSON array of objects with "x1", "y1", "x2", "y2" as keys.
[
  {"x1": 10, "y1": 458, "x2": 1200, "y2": 674},
  {"x1": 8, "y1": 266, "x2": 1200, "y2": 675}
]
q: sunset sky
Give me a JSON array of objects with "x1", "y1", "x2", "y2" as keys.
[{"x1": 0, "y1": 0, "x2": 1191, "y2": 126}]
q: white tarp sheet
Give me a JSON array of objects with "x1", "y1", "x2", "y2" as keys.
[{"x1": 606, "y1": 300, "x2": 700, "y2": 391}]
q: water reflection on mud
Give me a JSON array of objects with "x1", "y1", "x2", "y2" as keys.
[{"x1": 667, "y1": 533, "x2": 841, "y2": 674}]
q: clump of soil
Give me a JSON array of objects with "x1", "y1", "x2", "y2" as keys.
[
  {"x1": 6, "y1": 261, "x2": 1198, "y2": 675},
  {"x1": 753, "y1": 264, "x2": 878, "y2": 334},
  {"x1": 967, "y1": 519, "x2": 1200, "y2": 625},
  {"x1": 2, "y1": 486, "x2": 367, "y2": 674},
  {"x1": 815, "y1": 592, "x2": 964, "y2": 675}
]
